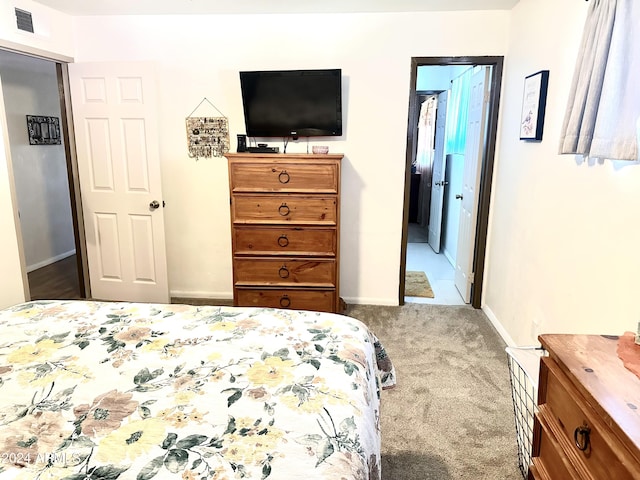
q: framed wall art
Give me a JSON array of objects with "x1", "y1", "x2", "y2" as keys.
[
  {"x1": 519, "y1": 70, "x2": 549, "y2": 141},
  {"x1": 26, "y1": 115, "x2": 61, "y2": 145}
]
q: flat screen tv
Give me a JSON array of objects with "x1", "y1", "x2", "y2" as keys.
[{"x1": 239, "y1": 69, "x2": 342, "y2": 138}]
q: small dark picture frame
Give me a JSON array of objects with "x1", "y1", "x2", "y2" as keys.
[
  {"x1": 519, "y1": 70, "x2": 549, "y2": 141},
  {"x1": 26, "y1": 115, "x2": 61, "y2": 145}
]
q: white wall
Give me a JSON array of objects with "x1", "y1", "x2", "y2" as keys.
[
  {"x1": 69, "y1": 11, "x2": 510, "y2": 304},
  {"x1": 0, "y1": 0, "x2": 74, "y2": 58},
  {"x1": 0, "y1": 50, "x2": 75, "y2": 271},
  {"x1": 483, "y1": 0, "x2": 640, "y2": 344},
  {"x1": 416, "y1": 65, "x2": 468, "y2": 92},
  {"x1": 0, "y1": 80, "x2": 26, "y2": 308}
]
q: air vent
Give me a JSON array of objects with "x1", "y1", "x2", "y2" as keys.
[{"x1": 15, "y1": 8, "x2": 34, "y2": 33}]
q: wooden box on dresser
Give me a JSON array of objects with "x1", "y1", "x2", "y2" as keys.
[
  {"x1": 530, "y1": 334, "x2": 640, "y2": 480},
  {"x1": 226, "y1": 152, "x2": 343, "y2": 313}
]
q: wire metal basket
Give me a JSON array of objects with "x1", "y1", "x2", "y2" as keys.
[{"x1": 505, "y1": 346, "x2": 546, "y2": 479}]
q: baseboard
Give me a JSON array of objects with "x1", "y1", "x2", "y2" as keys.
[
  {"x1": 171, "y1": 297, "x2": 233, "y2": 306},
  {"x1": 169, "y1": 292, "x2": 398, "y2": 307},
  {"x1": 27, "y1": 249, "x2": 76, "y2": 273},
  {"x1": 170, "y1": 290, "x2": 233, "y2": 301},
  {"x1": 482, "y1": 304, "x2": 517, "y2": 347},
  {"x1": 443, "y1": 249, "x2": 456, "y2": 269},
  {"x1": 342, "y1": 296, "x2": 398, "y2": 306}
]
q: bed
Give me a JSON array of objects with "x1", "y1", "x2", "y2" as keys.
[{"x1": 0, "y1": 300, "x2": 395, "y2": 480}]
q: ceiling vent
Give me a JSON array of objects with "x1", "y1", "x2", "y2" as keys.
[{"x1": 15, "y1": 8, "x2": 34, "y2": 33}]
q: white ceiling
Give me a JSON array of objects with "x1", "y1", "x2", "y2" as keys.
[{"x1": 32, "y1": 0, "x2": 521, "y2": 16}]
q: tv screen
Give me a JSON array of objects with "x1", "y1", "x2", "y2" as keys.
[{"x1": 239, "y1": 69, "x2": 342, "y2": 138}]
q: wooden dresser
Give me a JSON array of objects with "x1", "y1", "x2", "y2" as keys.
[
  {"x1": 530, "y1": 334, "x2": 640, "y2": 479},
  {"x1": 226, "y1": 152, "x2": 342, "y2": 313}
]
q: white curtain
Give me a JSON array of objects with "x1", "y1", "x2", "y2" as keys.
[
  {"x1": 416, "y1": 96, "x2": 437, "y2": 226},
  {"x1": 445, "y1": 68, "x2": 472, "y2": 155},
  {"x1": 559, "y1": 0, "x2": 640, "y2": 160}
]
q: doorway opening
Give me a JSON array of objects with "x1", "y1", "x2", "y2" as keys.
[
  {"x1": 399, "y1": 56, "x2": 503, "y2": 308},
  {"x1": 0, "y1": 47, "x2": 87, "y2": 301}
]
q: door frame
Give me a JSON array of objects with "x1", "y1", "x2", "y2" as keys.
[
  {"x1": 399, "y1": 56, "x2": 504, "y2": 309},
  {"x1": 0, "y1": 43, "x2": 89, "y2": 299},
  {"x1": 57, "y1": 62, "x2": 90, "y2": 298}
]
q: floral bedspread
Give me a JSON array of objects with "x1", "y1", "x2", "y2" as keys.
[{"x1": 0, "y1": 301, "x2": 395, "y2": 480}]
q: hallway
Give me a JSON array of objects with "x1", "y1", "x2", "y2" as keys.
[
  {"x1": 27, "y1": 254, "x2": 82, "y2": 300},
  {"x1": 405, "y1": 223, "x2": 465, "y2": 305}
]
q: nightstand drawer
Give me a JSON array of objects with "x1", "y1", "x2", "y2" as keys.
[
  {"x1": 230, "y1": 162, "x2": 338, "y2": 193},
  {"x1": 233, "y1": 227, "x2": 336, "y2": 256},
  {"x1": 540, "y1": 357, "x2": 635, "y2": 480},
  {"x1": 235, "y1": 288, "x2": 336, "y2": 313},
  {"x1": 234, "y1": 258, "x2": 336, "y2": 287},
  {"x1": 532, "y1": 409, "x2": 580, "y2": 479},
  {"x1": 232, "y1": 195, "x2": 337, "y2": 224}
]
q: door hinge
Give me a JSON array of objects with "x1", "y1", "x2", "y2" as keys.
[{"x1": 469, "y1": 272, "x2": 475, "y2": 284}]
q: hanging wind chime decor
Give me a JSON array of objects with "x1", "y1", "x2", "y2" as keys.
[{"x1": 185, "y1": 97, "x2": 230, "y2": 159}]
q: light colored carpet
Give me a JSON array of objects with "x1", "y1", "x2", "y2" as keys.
[
  {"x1": 345, "y1": 303, "x2": 521, "y2": 480},
  {"x1": 406, "y1": 270, "x2": 435, "y2": 298}
]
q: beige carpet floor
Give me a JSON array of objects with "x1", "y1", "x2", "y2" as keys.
[{"x1": 345, "y1": 303, "x2": 522, "y2": 480}]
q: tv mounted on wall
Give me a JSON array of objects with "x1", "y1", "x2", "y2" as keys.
[{"x1": 239, "y1": 69, "x2": 342, "y2": 139}]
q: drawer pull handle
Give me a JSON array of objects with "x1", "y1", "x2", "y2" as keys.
[
  {"x1": 574, "y1": 425, "x2": 591, "y2": 451},
  {"x1": 277, "y1": 235, "x2": 289, "y2": 247},
  {"x1": 278, "y1": 170, "x2": 290, "y2": 184},
  {"x1": 279, "y1": 295, "x2": 291, "y2": 308},
  {"x1": 279, "y1": 266, "x2": 290, "y2": 278},
  {"x1": 278, "y1": 203, "x2": 290, "y2": 216}
]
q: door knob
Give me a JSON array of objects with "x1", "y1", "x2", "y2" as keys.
[
  {"x1": 149, "y1": 200, "x2": 160, "y2": 210},
  {"x1": 455, "y1": 194, "x2": 463, "y2": 200}
]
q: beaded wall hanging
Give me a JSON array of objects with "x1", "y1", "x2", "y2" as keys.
[{"x1": 185, "y1": 98, "x2": 229, "y2": 159}]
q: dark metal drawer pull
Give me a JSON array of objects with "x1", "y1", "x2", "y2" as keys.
[
  {"x1": 279, "y1": 266, "x2": 290, "y2": 278},
  {"x1": 278, "y1": 203, "x2": 290, "y2": 216},
  {"x1": 574, "y1": 425, "x2": 591, "y2": 451},
  {"x1": 279, "y1": 295, "x2": 291, "y2": 308},
  {"x1": 277, "y1": 235, "x2": 289, "y2": 247},
  {"x1": 278, "y1": 170, "x2": 290, "y2": 184}
]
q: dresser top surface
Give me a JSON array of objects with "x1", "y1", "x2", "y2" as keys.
[
  {"x1": 226, "y1": 153, "x2": 343, "y2": 160},
  {"x1": 539, "y1": 334, "x2": 640, "y2": 453}
]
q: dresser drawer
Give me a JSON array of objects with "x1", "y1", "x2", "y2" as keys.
[
  {"x1": 232, "y1": 195, "x2": 337, "y2": 225},
  {"x1": 531, "y1": 408, "x2": 580, "y2": 479},
  {"x1": 230, "y1": 162, "x2": 338, "y2": 193},
  {"x1": 540, "y1": 356, "x2": 636, "y2": 479},
  {"x1": 235, "y1": 288, "x2": 336, "y2": 313},
  {"x1": 233, "y1": 227, "x2": 336, "y2": 256},
  {"x1": 234, "y1": 258, "x2": 336, "y2": 287}
]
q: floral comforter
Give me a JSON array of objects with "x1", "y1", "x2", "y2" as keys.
[{"x1": 0, "y1": 301, "x2": 395, "y2": 480}]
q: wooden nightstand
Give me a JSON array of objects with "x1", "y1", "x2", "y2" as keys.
[{"x1": 530, "y1": 334, "x2": 640, "y2": 479}]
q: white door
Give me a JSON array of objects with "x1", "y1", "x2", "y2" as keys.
[
  {"x1": 427, "y1": 91, "x2": 448, "y2": 253},
  {"x1": 69, "y1": 62, "x2": 169, "y2": 303},
  {"x1": 454, "y1": 66, "x2": 490, "y2": 303}
]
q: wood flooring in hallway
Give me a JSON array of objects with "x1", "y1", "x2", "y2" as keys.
[{"x1": 27, "y1": 254, "x2": 83, "y2": 300}]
